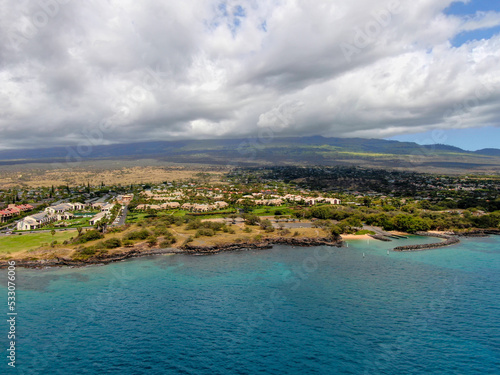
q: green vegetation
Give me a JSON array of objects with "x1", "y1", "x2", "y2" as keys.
[
  {"x1": 355, "y1": 230, "x2": 376, "y2": 235},
  {"x1": 124, "y1": 229, "x2": 151, "y2": 241},
  {"x1": 74, "y1": 230, "x2": 104, "y2": 244},
  {"x1": 0, "y1": 231, "x2": 76, "y2": 254}
]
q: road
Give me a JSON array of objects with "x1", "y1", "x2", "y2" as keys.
[{"x1": 115, "y1": 205, "x2": 128, "y2": 226}]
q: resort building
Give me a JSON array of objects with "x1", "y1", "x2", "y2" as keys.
[
  {"x1": 89, "y1": 212, "x2": 107, "y2": 226},
  {"x1": 17, "y1": 212, "x2": 56, "y2": 230},
  {"x1": 0, "y1": 204, "x2": 34, "y2": 223}
]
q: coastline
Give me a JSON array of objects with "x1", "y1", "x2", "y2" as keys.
[
  {"x1": 392, "y1": 229, "x2": 500, "y2": 252},
  {"x1": 340, "y1": 234, "x2": 372, "y2": 240},
  {"x1": 2, "y1": 229, "x2": 499, "y2": 269},
  {"x1": 393, "y1": 232, "x2": 460, "y2": 252},
  {"x1": 0, "y1": 236, "x2": 343, "y2": 269}
]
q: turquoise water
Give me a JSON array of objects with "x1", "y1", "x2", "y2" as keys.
[{"x1": 1, "y1": 236, "x2": 499, "y2": 374}]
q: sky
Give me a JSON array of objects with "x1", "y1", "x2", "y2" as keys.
[{"x1": 1, "y1": 0, "x2": 500, "y2": 151}]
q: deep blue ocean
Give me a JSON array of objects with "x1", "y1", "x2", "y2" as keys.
[{"x1": 1, "y1": 235, "x2": 499, "y2": 374}]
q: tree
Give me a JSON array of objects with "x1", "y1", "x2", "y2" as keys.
[
  {"x1": 51, "y1": 229, "x2": 56, "y2": 238},
  {"x1": 243, "y1": 213, "x2": 260, "y2": 225},
  {"x1": 260, "y1": 219, "x2": 274, "y2": 232},
  {"x1": 363, "y1": 197, "x2": 372, "y2": 207}
]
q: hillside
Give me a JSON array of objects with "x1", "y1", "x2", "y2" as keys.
[{"x1": 0, "y1": 136, "x2": 499, "y2": 174}]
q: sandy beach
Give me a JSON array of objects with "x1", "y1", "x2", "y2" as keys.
[{"x1": 341, "y1": 234, "x2": 372, "y2": 240}]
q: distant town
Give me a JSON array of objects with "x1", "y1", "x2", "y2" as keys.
[{"x1": 0, "y1": 166, "x2": 498, "y2": 265}]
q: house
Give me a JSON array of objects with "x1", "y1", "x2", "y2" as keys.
[
  {"x1": 192, "y1": 204, "x2": 212, "y2": 212},
  {"x1": 214, "y1": 201, "x2": 229, "y2": 209},
  {"x1": 161, "y1": 202, "x2": 181, "y2": 209},
  {"x1": 72, "y1": 202, "x2": 86, "y2": 210},
  {"x1": 45, "y1": 203, "x2": 74, "y2": 214},
  {"x1": 116, "y1": 194, "x2": 133, "y2": 205},
  {"x1": 324, "y1": 198, "x2": 341, "y2": 205},
  {"x1": 1, "y1": 204, "x2": 34, "y2": 223},
  {"x1": 89, "y1": 212, "x2": 107, "y2": 226},
  {"x1": 181, "y1": 203, "x2": 194, "y2": 210},
  {"x1": 17, "y1": 204, "x2": 34, "y2": 212},
  {"x1": 17, "y1": 212, "x2": 56, "y2": 230},
  {"x1": 101, "y1": 203, "x2": 115, "y2": 212},
  {"x1": 0, "y1": 210, "x2": 13, "y2": 223}
]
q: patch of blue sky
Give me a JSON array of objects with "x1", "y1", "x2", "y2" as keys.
[
  {"x1": 445, "y1": 1, "x2": 500, "y2": 47},
  {"x1": 233, "y1": 5, "x2": 246, "y2": 18},
  {"x1": 445, "y1": 0, "x2": 500, "y2": 16},
  {"x1": 387, "y1": 126, "x2": 500, "y2": 151},
  {"x1": 218, "y1": 3, "x2": 228, "y2": 17},
  {"x1": 451, "y1": 26, "x2": 500, "y2": 47}
]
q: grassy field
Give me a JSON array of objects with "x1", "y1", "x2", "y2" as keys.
[
  {"x1": 251, "y1": 206, "x2": 293, "y2": 216},
  {"x1": 44, "y1": 218, "x2": 92, "y2": 229},
  {"x1": 0, "y1": 231, "x2": 76, "y2": 255}
]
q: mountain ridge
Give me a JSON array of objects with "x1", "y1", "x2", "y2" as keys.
[{"x1": 0, "y1": 136, "x2": 499, "y2": 173}]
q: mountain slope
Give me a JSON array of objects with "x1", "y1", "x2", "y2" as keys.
[{"x1": 0, "y1": 136, "x2": 498, "y2": 173}]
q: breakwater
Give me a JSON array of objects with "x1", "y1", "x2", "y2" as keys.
[{"x1": 393, "y1": 232, "x2": 460, "y2": 252}]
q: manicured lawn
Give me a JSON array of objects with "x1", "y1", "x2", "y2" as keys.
[
  {"x1": 45, "y1": 218, "x2": 92, "y2": 229},
  {"x1": 251, "y1": 206, "x2": 293, "y2": 216},
  {"x1": 0, "y1": 231, "x2": 76, "y2": 254},
  {"x1": 126, "y1": 212, "x2": 149, "y2": 223}
]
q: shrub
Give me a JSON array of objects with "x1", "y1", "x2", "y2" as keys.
[
  {"x1": 154, "y1": 225, "x2": 171, "y2": 236},
  {"x1": 243, "y1": 213, "x2": 260, "y2": 225},
  {"x1": 278, "y1": 228, "x2": 290, "y2": 236},
  {"x1": 147, "y1": 236, "x2": 158, "y2": 247},
  {"x1": 160, "y1": 235, "x2": 176, "y2": 247},
  {"x1": 260, "y1": 219, "x2": 274, "y2": 232},
  {"x1": 196, "y1": 228, "x2": 215, "y2": 237},
  {"x1": 124, "y1": 229, "x2": 151, "y2": 241},
  {"x1": 108, "y1": 227, "x2": 124, "y2": 233},
  {"x1": 74, "y1": 230, "x2": 104, "y2": 244},
  {"x1": 102, "y1": 238, "x2": 122, "y2": 249},
  {"x1": 182, "y1": 236, "x2": 194, "y2": 246}
]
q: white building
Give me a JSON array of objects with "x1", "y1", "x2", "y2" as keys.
[
  {"x1": 89, "y1": 212, "x2": 107, "y2": 226},
  {"x1": 17, "y1": 213, "x2": 56, "y2": 230}
]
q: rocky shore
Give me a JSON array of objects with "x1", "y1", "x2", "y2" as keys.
[
  {"x1": 0, "y1": 248, "x2": 180, "y2": 269},
  {"x1": 368, "y1": 234, "x2": 392, "y2": 242},
  {"x1": 451, "y1": 229, "x2": 500, "y2": 237},
  {"x1": 0, "y1": 236, "x2": 342, "y2": 269},
  {"x1": 181, "y1": 236, "x2": 342, "y2": 255},
  {"x1": 393, "y1": 232, "x2": 460, "y2": 252}
]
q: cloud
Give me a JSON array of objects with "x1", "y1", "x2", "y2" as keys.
[{"x1": 0, "y1": 0, "x2": 500, "y2": 149}]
